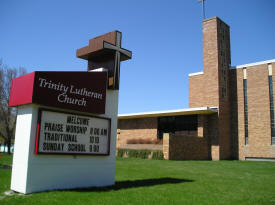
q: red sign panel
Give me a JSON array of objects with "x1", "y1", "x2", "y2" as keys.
[{"x1": 9, "y1": 71, "x2": 107, "y2": 114}]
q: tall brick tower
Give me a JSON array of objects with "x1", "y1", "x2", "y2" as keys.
[{"x1": 189, "y1": 17, "x2": 232, "y2": 160}]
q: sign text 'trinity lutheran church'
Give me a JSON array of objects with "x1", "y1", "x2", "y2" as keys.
[
  {"x1": 9, "y1": 71, "x2": 107, "y2": 114},
  {"x1": 8, "y1": 30, "x2": 131, "y2": 194}
]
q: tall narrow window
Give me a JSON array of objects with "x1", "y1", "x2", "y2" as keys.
[
  {"x1": 268, "y1": 64, "x2": 275, "y2": 145},
  {"x1": 243, "y1": 68, "x2": 248, "y2": 145}
]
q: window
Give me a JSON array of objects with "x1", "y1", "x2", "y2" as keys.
[
  {"x1": 222, "y1": 87, "x2": 226, "y2": 99},
  {"x1": 269, "y1": 75, "x2": 275, "y2": 145},
  {"x1": 243, "y1": 78, "x2": 248, "y2": 145},
  {"x1": 157, "y1": 115, "x2": 197, "y2": 139}
]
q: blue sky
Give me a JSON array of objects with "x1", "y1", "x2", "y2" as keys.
[{"x1": 1, "y1": 0, "x2": 275, "y2": 114}]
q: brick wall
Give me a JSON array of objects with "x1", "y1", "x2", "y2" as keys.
[
  {"x1": 163, "y1": 133, "x2": 209, "y2": 160},
  {"x1": 189, "y1": 17, "x2": 232, "y2": 160},
  {"x1": 202, "y1": 18, "x2": 220, "y2": 108},
  {"x1": 206, "y1": 113, "x2": 219, "y2": 160},
  {"x1": 235, "y1": 64, "x2": 275, "y2": 160},
  {"x1": 117, "y1": 117, "x2": 158, "y2": 147},
  {"x1": 234, "y1": 68, "x2": 246, "y2": 159},
  {"x1": 189, "y1": 74, "x2": 205, "y2": 108}
]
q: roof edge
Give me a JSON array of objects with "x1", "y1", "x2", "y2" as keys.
[
  {"x1": 231, "y1": 59, "x2": 275, "y2": 69},
  {"x1": 189, "y1": 71, "x2": 203, "y2": 77},
  {"x1": 118, "y1": 107, "x2": 218, "y2": 119}
]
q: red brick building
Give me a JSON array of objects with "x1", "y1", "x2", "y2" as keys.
[{"x1": 117, "y1": 17, "x2": 275, "y2": 161}]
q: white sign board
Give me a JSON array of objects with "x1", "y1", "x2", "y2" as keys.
[{"x1": 35, "y1": 109, "x2": 111, "y2": 155}]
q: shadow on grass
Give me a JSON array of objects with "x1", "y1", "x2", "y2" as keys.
[{"x1": 66, "y1": 177, "x2": 193, "y2": 192}]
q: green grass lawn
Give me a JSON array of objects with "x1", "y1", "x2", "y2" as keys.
[{"x1": 0, "y1": 153, "x2": 275, "y2": 205}]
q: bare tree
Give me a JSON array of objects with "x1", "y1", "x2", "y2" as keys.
[{"x1": 0, "y1": 60, "x2": 26, "y2": 154}]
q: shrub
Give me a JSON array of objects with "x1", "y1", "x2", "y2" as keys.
[
  {"x1": 117, "y1": 148, "x2": 164, "y2": 160},
  {"x1": 152, "y1": 150, "x2": 164, "y2": 160},
  {"x1": 127, "y1": 149, "x2": 151, "y2": 159},
  {"x1": 117, "y1": 148, "x2": 127, "y2": 158}
]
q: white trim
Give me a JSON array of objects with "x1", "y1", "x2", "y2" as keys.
[
  {"x1": 235, "y1": 59, "x2": 275, "y2": 69},
  {"x1": 243, "y1": 68, "x2": 247, "y2": 79},
  {"x1": 268, "y1": 64, "x2": 272, "y2": 76},
  {"x1": 89, "y1": 68, "x2": 108, "y2": 72},
  {"x1": 118, "y1": 107, "x2": 218, "y2": 119},
  {"x1": 188, "y1": 71, "x2": 203, "y2": 76}
]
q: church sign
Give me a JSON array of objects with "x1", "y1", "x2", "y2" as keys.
[
  {"x1": 35, "y1": 109, "x2": 111, "y2": 155},
  {"x1": 9, "y1": 71, "x2": 107, "y2": 114},
  {"x1": 9, "y1": 30, "x2": 132, "y2": 194}
]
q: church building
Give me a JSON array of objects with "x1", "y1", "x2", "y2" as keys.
[{"x1": 117, "y1": 17, "x2": 275, "y2": 161}]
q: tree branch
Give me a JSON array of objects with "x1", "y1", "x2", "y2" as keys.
[{"x1": 0, "y1": 130, "x2": 7, "y2": 141}]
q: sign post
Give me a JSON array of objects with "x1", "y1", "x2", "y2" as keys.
[{"x1": 9, "y1": 31, "x2": 131, "y2": 194}]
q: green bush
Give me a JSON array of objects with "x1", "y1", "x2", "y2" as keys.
[
  {"x1": 117, "y1": 149, "x2": 164, "y2": 160},
  {"x1": 152, "y1": 150, "x2": 164, "y2": 160},
  {"x1": 128, "y1": 149, "x2": 151, "y2": 159},
  {"x1": 117, "y1": 148, "x2": 127, "y2": 158}
]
